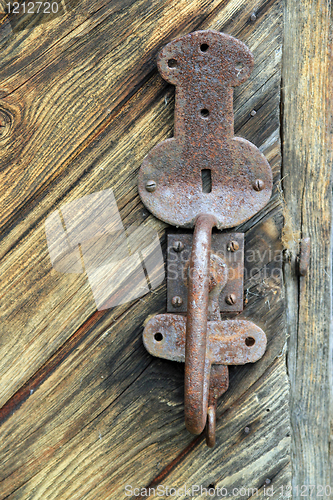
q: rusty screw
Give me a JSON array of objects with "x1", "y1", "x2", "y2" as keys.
[
  {"x1": 173, "y1": 241, "x2": 184, "y2": 252},
  {"x1": 253, "y1": 179, "x2": 265, "y2": 191},
  {"x1": 145, "y1": 180, "x2": 157, "y2": 192},
  {"x1": 172, "y1": 296, "x2": 183, "y2": 307},
  {"x1": 225, "y1": 294, "x2": 237, "y2": 305},
  {"x1": 227, "y1": 240, "x2": 239, "y2": 252}
]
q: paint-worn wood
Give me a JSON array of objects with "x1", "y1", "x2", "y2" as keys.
[
  {"x1": 282, "y1": 0, "x2": 333, "y2": 491},
  {"x1": 0, "y1": 213, "x2": 289, "y2": 500},
  {"x1": 138, "y1": 357, "x2": 290, "y2": 500},
  {"x1": 0, "y1": 0, "x2": 292, "y2": 498},
  {"x1": 0, "y1": 0, "x2": 231, "y2": 407},
  {"x1": 0, "y1": 0, "x2": 284, "y2": 412}
]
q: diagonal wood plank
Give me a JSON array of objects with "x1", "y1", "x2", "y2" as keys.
[
  {"x1": 133, "y1": 357, "x2": 290, "y2": 500},
  {"x1": 0, "y1": 0, "x2": 282, "y2": 408},
  {"x1": 0, "y1": 208, "x2": 287, "y2": 500},
  {"x1": 0, "y1": 0, "x2": 290, "y2": 497},
  {"x1": 0, "y1": 0, "x2": 228, "y2": 238}
]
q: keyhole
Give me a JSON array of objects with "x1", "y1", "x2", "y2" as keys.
[{"x1": 201, "y1": 169, "x2": 212, "y2": 193}]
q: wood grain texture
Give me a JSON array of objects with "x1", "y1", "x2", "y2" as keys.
[
  {"x1": 0, "y1": 212, "x2": 289, "y2": 500},
  {"x1": 0, "y1": 0, "x2": 228, "y2": 407},
  {"x1": 0, "y1": 0, "x2": 290, "y2": 497},
  {"x1": 134, "y1": 357, "x2": 290, "y2": 500},
  {"x1": 0, "y1": 0, "x2": 284, "y2": 411},
  {"x1": 282, "y1": 0, "x2": 333, "y2": 490}
]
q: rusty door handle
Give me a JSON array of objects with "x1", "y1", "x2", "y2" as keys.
[
  {"x1": 185, "y1": 214, "x2": 216, "y2": 435},
  {"x1": 138, "y1": 30, "x2": 272, "y2": 447}
]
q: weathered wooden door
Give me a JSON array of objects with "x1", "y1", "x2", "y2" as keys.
[{"x1": 0, "y1": 0, "x2": 331, "y2": 498}]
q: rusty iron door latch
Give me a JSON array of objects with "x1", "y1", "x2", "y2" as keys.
[{"x1": 138, "y1": 30, "x2": 273, "y2": 447}]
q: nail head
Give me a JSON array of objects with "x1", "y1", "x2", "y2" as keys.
[
  {"x1": 173, "y1": 241, "x2": 184, "y2": 252},
  {"x1": 146, "y1": 180, "x2": 157, "y2": 192},
  {"x1": 172, "y1": 296, "x2": 183, "y2": 307},
  {"x1": 226, "y1": 294, "x2": 236, "y2": 305},
  {"x1": 227, "y1": 241, "x2": 239, "y2": 252},
  {"x1": 253, "y1": 179, "x2": 265, "y2": 191}
]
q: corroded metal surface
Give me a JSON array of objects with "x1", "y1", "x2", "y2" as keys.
[
  {"x1": 167, "y1": 232, "x2": 244, "y2": 313},
  {"x1": 143, "y1": 315, "x2": 267, "y2": 364},
  {"x1": 206, "y1": 406, "x2": 216, "y2": 448},
  {"x1": 138, "y1": 30, "x2": 272, "y2": 230},
  {"x1": 207, "y1": 364, "x2": 229, "y2": 446},
  {"x1": 139, "y1": 30, "x2": 272, "y2": 447},
  {"x1": 185, "y1": 214, "x2": 216, "y2": 434},
  {"x1": 143, "y1": 310, "x2": 267, "y2": 441}
]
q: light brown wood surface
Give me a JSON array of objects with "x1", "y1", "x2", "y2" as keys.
[
  {"x1": 283, "y1": 0, "x2": 333, "y2": 492},
  {"x1": 7, "y1": 0, "x2": 333, "y2": 497}
]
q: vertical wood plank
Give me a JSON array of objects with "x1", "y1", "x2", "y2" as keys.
[{"x1": 283, "y1": 0, "x2": 332, "y2": 490}]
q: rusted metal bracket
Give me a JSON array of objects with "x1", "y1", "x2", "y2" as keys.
[
  {"x1": 138, "y1": 30, "x2": 273, "y2": 447},
  {"x1": 167, "y1": 232, "x2": 244, "y2": 313}
]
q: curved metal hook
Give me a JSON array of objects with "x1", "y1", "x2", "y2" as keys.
[
  {"x1": 184, "y1": 214, "x2": 217, "y2": 435},
  {"x1": 206, "y1": 406, "x2": 216, "y2": 448}
]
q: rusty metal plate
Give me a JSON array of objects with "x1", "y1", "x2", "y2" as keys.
[
  {"x1": 143, "y1": 314, "x2": 267, "y2": 364},
  {"x1": 167, "y1": 232, "x2": 244, "y2": 313},
  {"x1": 138, "y1": 30, "x2": 272, "y2": 230}
]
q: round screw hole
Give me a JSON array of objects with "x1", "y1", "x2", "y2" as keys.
[
  {"x1": 266, "y1": 408, "x2": 270, "y2": 412},
  {"x1": 208, "y1": 484, "x2": 215, "y2": 490},
  {"x1": 235, "y1": 61, "x2": 244, "y2": 71},
  {"x1": 200, "y1": 108, "x2": 209, "y2": 118},
  {"x1": 200, "y1": 43, "x2": 209, "y2": 52},
  {"x1": 154, "y1": 332, "x2": 163, "y2": 342},
  {"x1": 167, "y1": 58, "x2": 177, "y2": 68},
  {"x1": 245, "y1": 336, "x2": 255, "y2": 347}
]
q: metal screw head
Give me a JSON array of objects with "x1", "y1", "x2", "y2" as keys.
[
  {"x1": 172, "y1": 241, "x2": 184, "y2": 252},
  {"x1": 225, "y1": 294, "x2": 236, "y2": 305},
  {"x1": 171, "y1": 296, "x2": 183, "y2": 307},
  {"x1": 250, "y1": 13, "x2": 257, "y2": 21},
  {"x1": 244, "y1": 426, "x2": 250, "y2": 434},
  {"x1": 145, "y1": 180, "x2": 157, "y2": 192},
  {"x1": 250, "y1": 109, "x2": 256, "y2": 117},
  {"x1": 227, "y1": 240, "x2": 239, "y2": 252},
  {"x1": 253, "y1": 179, "x2": 265, "y2": 191}
]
